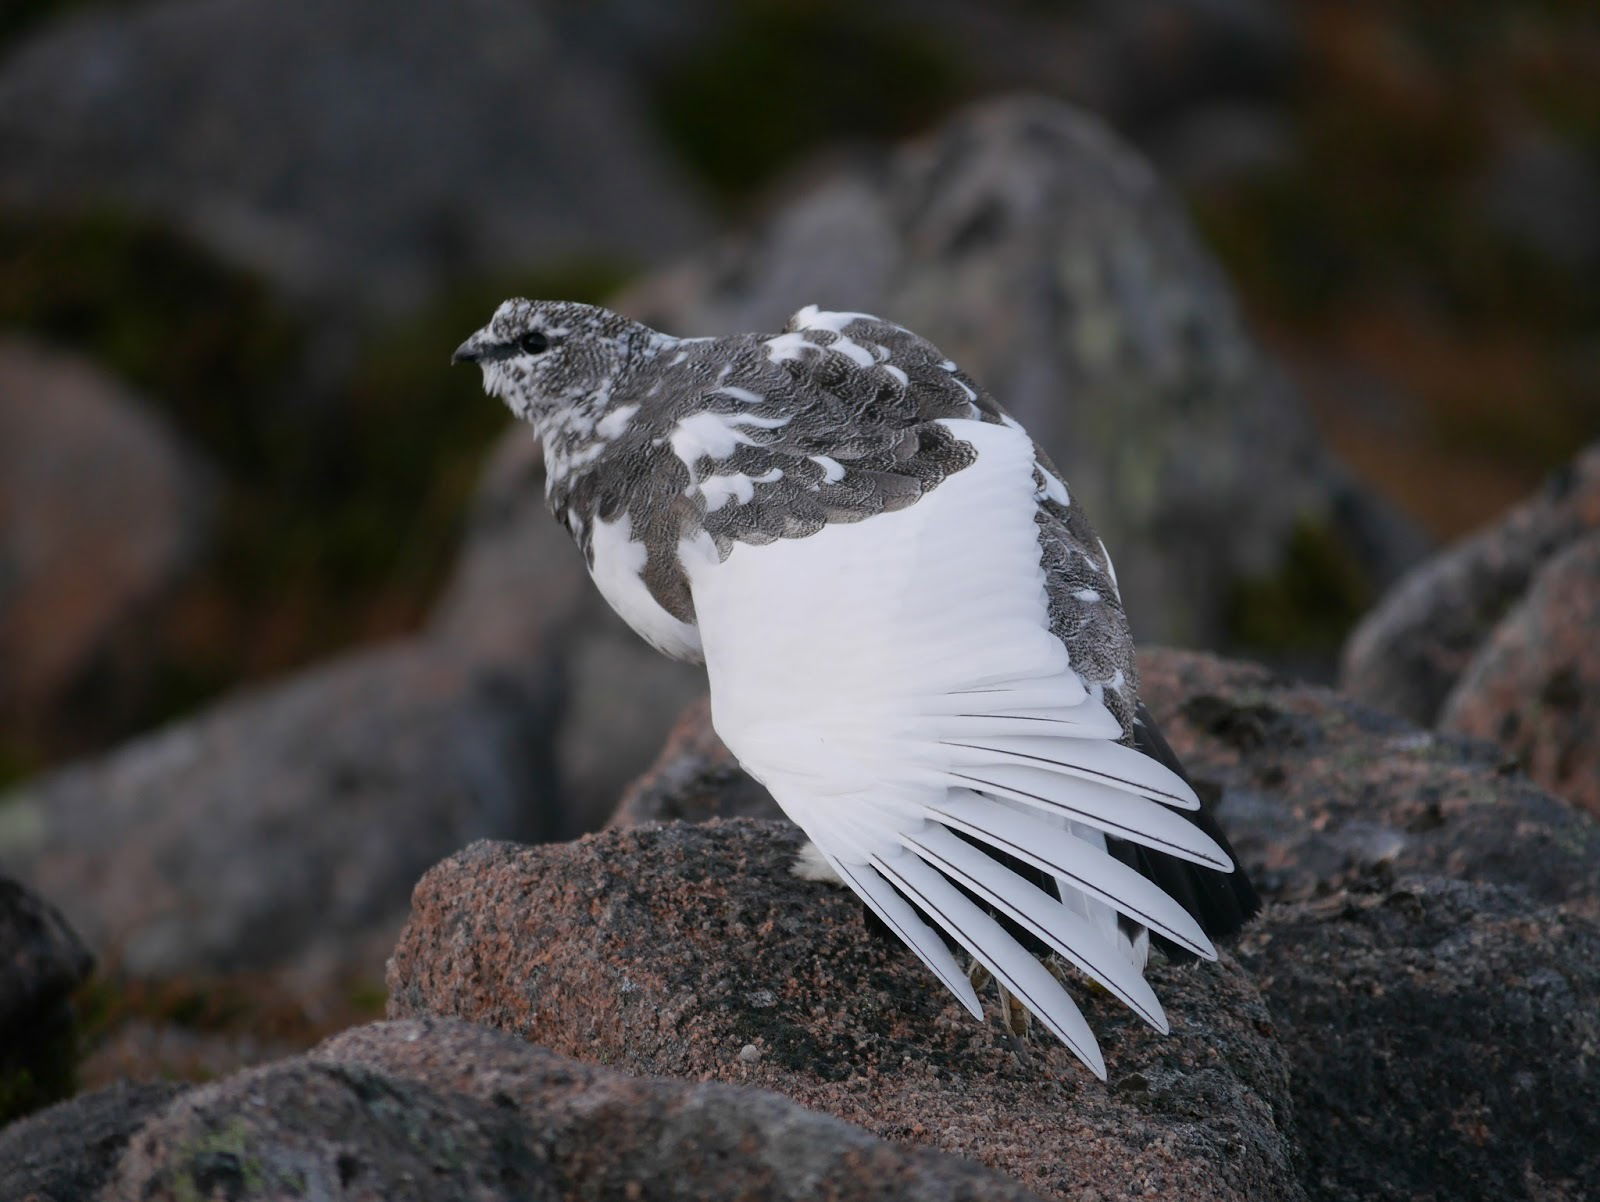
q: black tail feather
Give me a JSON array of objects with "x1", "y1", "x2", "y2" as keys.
[{"x1": 1105, "y1": 702, "x2": 1261, "y2": 962}]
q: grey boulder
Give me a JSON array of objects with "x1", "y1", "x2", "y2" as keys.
[
  {"x1": 621, "y1": 95, "x2": 1420, "y2": 652},
  {"x1": 0, "y1": 0, "x2": 707, "y2": 311},
  {"x1": 99, "y1": 1017, "x2": 1047, "y2": 1202},
  {"x1": 0, "y1": 338, "x2": 213, "y2": 750},
  {"x1": 0, "y1": 638, "x2": 559, "y2": 994}
]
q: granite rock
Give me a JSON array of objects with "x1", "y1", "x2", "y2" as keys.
[
  {"x1": 0, "y1": 1079, "x2": 186, "y2": 1200},
  {"x1": 104, "y1": 1016, "x2": 1049, "y2": 1202},
  {"x1": 1237, "y1": 878, "x2": 1600, "y2": 1202},
  {"x1": 389, "y1": 825, "x2": 1302, "y2": 1202},
  {"x1": 1437, "y1": 532, "x2": 1600, "y2": 817},
  {"x1": 1342, "y1": 443, "x2": 1600, "y2": 727}
]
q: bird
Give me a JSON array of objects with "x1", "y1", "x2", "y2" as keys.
[{"x1": 454, "y1": 299, "x2": 1260, "y2": 1078}]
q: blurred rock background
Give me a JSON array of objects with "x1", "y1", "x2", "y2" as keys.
[{"x1": 0, "y1": 0, "x2": 1596, "y2": 1162}]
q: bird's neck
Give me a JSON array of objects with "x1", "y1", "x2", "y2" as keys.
[{"x1": 536, "y1": 329, "x2": 667, "y2": 487}]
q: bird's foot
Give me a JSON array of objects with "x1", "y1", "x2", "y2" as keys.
[{"x1": 968, "y1": 957, "x2": 1033, "y2": 1066}]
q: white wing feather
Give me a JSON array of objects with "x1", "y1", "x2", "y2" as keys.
[{"x1": 684, "y1": 418, "x2": 1208, "y2": 1078}]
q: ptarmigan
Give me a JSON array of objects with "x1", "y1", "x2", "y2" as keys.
[{"x1": 454, "y1": 299, "x2": 1260, "y2": 1078}]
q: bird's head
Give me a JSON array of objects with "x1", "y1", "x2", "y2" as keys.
[{"x1": 453, "y1": 299, "x2": 655, "y2": 433}]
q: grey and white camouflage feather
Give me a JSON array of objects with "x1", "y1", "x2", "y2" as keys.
[{"x1": 455, "y1": 299, "x2": 1256, "y2": 1077}]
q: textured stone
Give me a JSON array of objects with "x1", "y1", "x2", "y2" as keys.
[
  {"x1": 620, "y1": 95, "x2": 1419, "y2": 652},
  {"x1": 0, "y1": 638, "x2": 559, "y2": 991},
  {"x1": 1138, "y1": 648, "x2": 1600, "y2": 912},
  {"x1": 0, "y1": 877, "x2": 93, "y2": 1121},
  {"x1": 105, "y1": 1017, "x2": 1049, "y2": 1202},
  {"x1": 0, "y1": 338, "x2": 212, "y2": 744},
  {"x1": 1237, "y1": 879, "x2": 1600, "y2": 1202},
  {"x1": 389, "y1": 825, "x2": 1302, "y2": 1202},
  {"x1": 1438, "y1": 533, "x2": 1600, "y2": 817},
  {"x1": 0, "y1": 0, "x2": 707, "y2": 311},
  {"x1": 1342, "y1": 443, "x2": 1600, "y2": 726},
  {"x1": 0, "y1": 1079, "x2": 187, "y2": 1201}
]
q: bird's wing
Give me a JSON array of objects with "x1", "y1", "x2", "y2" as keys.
[{"x1": 681, "y1": 416, "x2": 1227, "y2": 1078}]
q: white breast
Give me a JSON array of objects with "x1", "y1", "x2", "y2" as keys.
[{"x1": 587, "y1": 511, "x2": 703, "y2": 662}]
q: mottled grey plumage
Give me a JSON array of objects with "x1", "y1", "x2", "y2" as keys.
[{"x1": 454, "y1": 299, "x2": 1139, "y2": 729}]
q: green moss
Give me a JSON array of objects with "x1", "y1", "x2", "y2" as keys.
[
  {"x1": 169, "y1": 1119, "x2": 270, "y2": 1202},
  {"x1": 652, "y1": 0, "x2": 969, "y2": 204},
  {"x1": 1225, "y1": 516, "x2": 1375, "y2": 655}
]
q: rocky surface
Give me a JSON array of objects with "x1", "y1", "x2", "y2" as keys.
[
  {"x1": 430, "y1": 430, "x2": 705, "y2": 834},
  {"x1": 0, "y1": 877, "x2": 94, "y2": 1122},
  {"x1": 0, "y1": 0, "x2": 707, "y2": 311},
  {"x1": 2, "y1": 641, "x2": 1594, "y2": 1198},
  {"x1": 621, "y1": 95, "x2": 1420, "y2": 653},
  {"x1": 390, "y1": 826, "x2": 1301, "y2": 1202},
  {"x1": 0, "y1": 338, "x2": 213, "y2": 749},
  {"x1": 1437, "y1": 532, "x2": 1600, "y2": 817},
  {"x1": 400, "y1": 644, "x2": 1600, "y2": 1201},
  {"x1": 95, "y1": 1017, "x2": 1046, "y2": 1202},
  {"x1": 0, "y1": 637, "x2": 560, "y2": 993},
  {"x1": 0, "y1": 1078, "x2": 187, "y2": 1201},
  {"x1": 1237, "y1": 878, "x2": 1600, "y2": 1202},
  {"x1": 1341, "y1": 443, "x2": 1600, "y2": 727},
  {"x1": 1137, "y1": 649, "x2": 1600, "y2": 912}
]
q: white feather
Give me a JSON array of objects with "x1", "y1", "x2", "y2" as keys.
[
  {"x1": 874, "y1": 851, "x2": 1106, "y2": 1079},
  {"x1": 901, "y1": 823, "x2": 1168, "y2": 1032},
  {"x1": 926, "y1": 792, "x2": 1216, "y2": 959},
  {"x1": 823, "y1": 851, "x2": 984, "y2": 1022}
]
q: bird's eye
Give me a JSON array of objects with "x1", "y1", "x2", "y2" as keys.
[{"x1": 518, "y1": 330, "x2": 550, "y2": 355}]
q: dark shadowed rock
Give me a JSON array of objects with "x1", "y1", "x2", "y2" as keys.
[
  {"x1": 608, "y1": 695, "x2": 774, "y2": 828},
  {"x1": 0, "y1": 338, "x2": 213, "y2": 747},
  {"x1": 1341, "y1": 443, "x2": 1600, "y2": 727},
  {"x1": 389, "y1": 825, "x2": 1302, "y2": 1202},
  {"x1": 106, "y1": 1017, "x2": 1049, "y2": 1202},
  {"x1": 1438, "y1": 533, "x2": 1600, "y2": 818},
  {"x1": 0, "y1": 1079, "x2": 188, "y2": 1201},
  {"x1": 0, "y1": 0, "x2": 707, "y2": 312},
  {"x1": 0, "y1": 638, "x2": 559, "y2": 993},
  {"x1": 1237, "y1": 878, "x2": 1600, "y2": 1202},
  {"x1": 0, "y1": 877, "x2": 93, "y2": 1121},
  {"x1": 620, "y1": 95, "x2": 1419, "y2": 653},
  {"x1": 430, "y1": 428, "x2": 704, "y2": 834},
  {"x1": 1138, "y1": 648, "x2": 1600, "y2": 912}
]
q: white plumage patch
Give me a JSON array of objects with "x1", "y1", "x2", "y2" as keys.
[
  {"x1": 683, "y1": 418, "x2": 1224, "y2": 1078},
  {"x1": 587, "y1": 512, "x2": 702, "y2": 662}
]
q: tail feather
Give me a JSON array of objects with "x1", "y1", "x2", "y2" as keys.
[{"x1": 1105, "y1": 703, "x2": 1261, "y2": 962}]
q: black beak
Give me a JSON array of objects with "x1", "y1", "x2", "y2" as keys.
[{"x1": 451, "y1": 340, "x2": 481, "y2": 365}]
